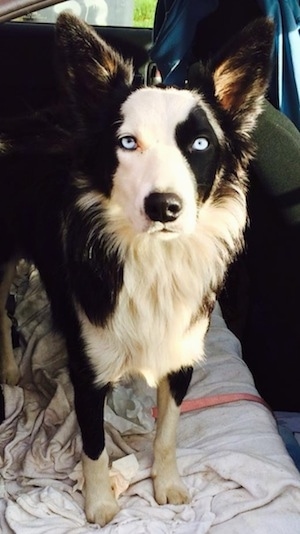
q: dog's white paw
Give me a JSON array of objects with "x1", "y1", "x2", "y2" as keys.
[
  {"x1": 83, "y1": 450, "x2": 120, "y2": 526},
  {"x1": 0, "y1": 360, "x2": 20, "y2": 386},
  {"x1": 85, "y1": 494, "x2": 120, "y2": 526},
  {"x1": 153, "y1": 476, "x2": 190, "y2": 506}
]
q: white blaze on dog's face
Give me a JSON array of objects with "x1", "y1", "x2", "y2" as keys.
[{"x1": 111, "y1": 87, "x2": 222, "y2": 238}]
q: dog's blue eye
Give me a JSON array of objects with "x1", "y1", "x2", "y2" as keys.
[
  {"x1": 192, "y1": 137, "x2": 209, "y2": 151},
  {"x1": 119, "y1": 136, "x2": 138, "y2": 151}
]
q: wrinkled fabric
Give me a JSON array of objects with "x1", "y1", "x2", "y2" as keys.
[{"x1": 1, "y1": 265, "x2": 300, "y2": 533}]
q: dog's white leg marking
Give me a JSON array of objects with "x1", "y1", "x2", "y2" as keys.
[
  {"x1": 0, "y1": 260, "x2": 20, "y2": 385},
  {"x1": 152, "y1": 377, "x2": 190, "y2": 505},
  {"x1": 83, "y1": 448, "x2": 120, "y2": 526}
]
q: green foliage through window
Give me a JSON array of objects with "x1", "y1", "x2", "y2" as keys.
[{"x1": 133, "y1": 0, "x2": 156, "y2": 28}]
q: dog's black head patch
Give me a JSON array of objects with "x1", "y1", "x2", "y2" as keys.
[{"x1": 175, "y1": 106, "x2": 220, "y2": 200}]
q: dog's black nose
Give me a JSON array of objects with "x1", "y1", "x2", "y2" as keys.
[{"x1": 144, "y1": 192, "x2": 183, "y2": 223}]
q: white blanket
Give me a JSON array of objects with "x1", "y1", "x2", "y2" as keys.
[{"x1": 1, "y1": 264, "x2": 300, "y2": 533}]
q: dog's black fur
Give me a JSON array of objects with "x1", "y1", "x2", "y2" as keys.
[{"x1": 0, "y1": 13, "x2": 273, "y2": 525}]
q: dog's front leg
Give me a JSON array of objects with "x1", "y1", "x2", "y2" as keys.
[
  {"x1": 152, "y1": 366, "x2": 193, "y2": 505},
  {"x1": 71, "y1": 373, "x2": 119, "y2": 526}
]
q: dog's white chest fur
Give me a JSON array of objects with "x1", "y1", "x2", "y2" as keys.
[{"x1": 79, "y1": 235, "x2": 213, "y2": 387}]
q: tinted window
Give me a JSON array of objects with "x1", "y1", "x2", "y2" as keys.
[{"x1": 14, "y1": 0, "x2": 157, "y2": 28}]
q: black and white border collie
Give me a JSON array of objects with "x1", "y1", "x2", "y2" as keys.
[{"x1": 0, "y1": 13, "x2": 273, "y2": 525}]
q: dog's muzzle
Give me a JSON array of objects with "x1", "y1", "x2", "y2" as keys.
[{"x1": 144, "y1": 192, "x2": 183, "y2": 223}]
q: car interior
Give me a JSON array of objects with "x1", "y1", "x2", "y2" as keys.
[{"x1": 0, "y1": 1, "x2": 300, "y2": 532}]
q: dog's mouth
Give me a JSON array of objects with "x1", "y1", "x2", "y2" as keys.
[{"x1": 147, "y1": 221, "x2": 179, "y2": 238}]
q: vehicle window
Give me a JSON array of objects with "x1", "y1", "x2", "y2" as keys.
[{"x1": 14, "y1": 0, "x2": 157, "y2": 28}]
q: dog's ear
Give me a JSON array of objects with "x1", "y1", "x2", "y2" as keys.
[
  {"x1": 212, "y1": 18, "x2": 274, "y2": 130},
  {"x1": 55, "y1": 11, "x2": 133, "y2": 122}
]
